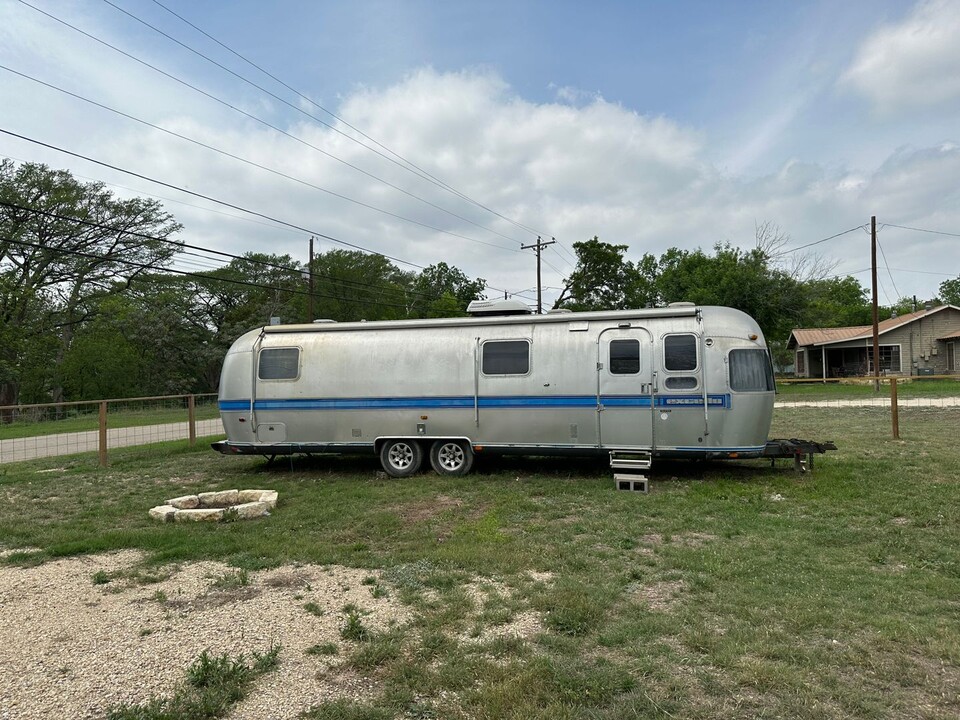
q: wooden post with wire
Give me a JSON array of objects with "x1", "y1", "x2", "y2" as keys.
[
  {"x1": 188, "y1": 394, "x2": 197, "y2": 446},
  {"x1": 890, "y1": 378, "x2": 900, "y2": 439},
  {"x1": 98, "y1": 401, "x2": 108, "y2": 468},
  {"x1": 520, "y1": 236, "x2": 556, "y2": 314}
]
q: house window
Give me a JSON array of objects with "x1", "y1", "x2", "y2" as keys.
[
  {"x1": 866, "y1": 345, "x2": 902, "y2": 373},
  {"x1": 664, "y1": 334, "x2": 697, "y2": 371},
  {"x1": 948, "y1": 342, "x2": 956, "y2": 372},
  {"x1": 796, "y1": 350, "x2": 806, "y2": 376},
  {"x1": 482, "y1": 340, "x2": 530, "y2": 375},
  {"x1": 258, "y1": 347, "x2": 300, "y2": 380},
  {"x1": 609, "y1": 339, "x2": 640, "y2": 375}
]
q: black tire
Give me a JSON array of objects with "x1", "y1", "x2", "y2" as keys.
[
  {"x1": 429, "y1": 440, "x2": 474, "y2": 476},
  {"x1": 379, "y1": 439, "x2": 423, "y2": 477}
]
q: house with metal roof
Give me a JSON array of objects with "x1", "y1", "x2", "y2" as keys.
[{"x1": 787, "y1": 305, "x2": 960, "y2": 379}]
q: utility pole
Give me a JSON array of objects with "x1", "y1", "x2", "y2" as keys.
[
  {"x1": 871, "y1": 216, "x2": 880, "y2": 392},
  {"x1": 520, "y1": 236, "x2": 556, "y2": 314},
  {"x1": 308, "y1": 236, "x2": 315, "y2": 323}
]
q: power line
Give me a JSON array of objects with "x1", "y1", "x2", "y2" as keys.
[
  {"x1": 0, "y1": 126, "x2": 424, "y2": 268},
  {"x1": 1, "y1": 232, "x2": 421, "y2": 311},
  {"x1": 18, "y1": 0, "x2": 526, "y2": 251},
  {"x1": 776, "y1": 225, "x2": 866, "y2": 255},
  {"x1": 147, "y1": 0, "x2": 554, "y2": 243},
  {"x1": 881, "y1": 222, "x2": 960, "y2": 239},
  {"x1": 0, "y1": 64, "x2": 519, "y2": 254},
  {"x1": 874, "y1": 236, "x2": 902, "y2": 301},
  {"x1": 1, "y1": 151, "x2": 308, "y2": 238},
  {"x1": 0, "y1": 198, "x2": 445, "y2": 302}
]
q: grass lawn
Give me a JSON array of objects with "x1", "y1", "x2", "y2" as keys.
[
  {"x1": 777, "y1": 377, "x2": 960, "y2": 402},
  {"x1": 1, "y1": 407, "x2": 958, "y2": 719}
]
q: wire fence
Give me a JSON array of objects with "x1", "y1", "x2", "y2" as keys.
[
  {"x1": 1, "y1": 377, "x2": 957, "y2": 464},
  {"x1": 775, "y1": 375, "x2": 960, "y2": 438},
  {"x1": 0, "y1": 393, "x2": 222, "y2": 465}
]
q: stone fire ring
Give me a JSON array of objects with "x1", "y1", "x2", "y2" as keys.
[{"x1": 148, "y1": 489, "x2": 278, "y2": 523}]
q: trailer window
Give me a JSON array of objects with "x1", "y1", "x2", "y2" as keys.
[
  {"x1": 259, "y1": 347, "x2": 300, "y2": 380},
  {"x1": 482, "y1": 340, "x2": 530, "y2": 375},
  {"x1": 729, "y1": 349, "x2": 775, "y2": 391},
  {"x1": 609, "y1": 339, "x2": 640, "y2": 374},
  {"x1": 664, "y1": 334, "x2": 697, "y2": 371}
]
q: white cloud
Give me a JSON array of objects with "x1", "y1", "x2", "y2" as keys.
[
  {"x1": 3, "y1": 8, "x2": 958, "y2": 308},
  {"x1": 840, "y1": 0, "x2": 960, "y2": 112}
]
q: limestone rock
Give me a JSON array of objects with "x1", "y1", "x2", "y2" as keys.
[
  {"x1": 148, "y1": 505, "x2": 177, "y2": 522},
  {"x1": 174, "y1": 508, "x2": 225, "y2": 522},
  {"x1": 168, "y1": 495, "x2": 199, "y2": 510},
  {"x1": 258, "y1": 490, "x2": 279, "y2": 509},
  {"x1": 197, "y1": 490, "x2": 238, "y2": 508},
  {"x1": 232, "y1": 501, "x2": 270, "y2": 519}
]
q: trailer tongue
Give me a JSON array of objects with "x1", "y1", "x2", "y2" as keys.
[{"x1": 762, "y1": 438, "x2": 838, "y2": 473}]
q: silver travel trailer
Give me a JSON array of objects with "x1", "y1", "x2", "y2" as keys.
[{"x1": 212, "y1": 300, "x2": 797, "y2": 477}]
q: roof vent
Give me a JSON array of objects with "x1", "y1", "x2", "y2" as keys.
[
  {"x1": 466, "y1": 298, "x2": 533, "y2": 316},
  {"x1": 667, "y1": 301, "x2": 696, "y2": 308},
  {"x1": 312, "y1": 319, "x2": 337, "y2": 323},
  {"x1": 547, "y1": 308, "x2": 573, "y2": 314}
]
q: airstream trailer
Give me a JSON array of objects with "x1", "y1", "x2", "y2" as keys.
[{"x1": 213, "y1": 301, "x2": 788, "y2": 477}]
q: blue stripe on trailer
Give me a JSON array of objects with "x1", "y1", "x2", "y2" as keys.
[{"x1": 220, "y1": 394, "x2": 732, "y2": 412}]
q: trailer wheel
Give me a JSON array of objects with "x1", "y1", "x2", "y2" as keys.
[
  {"x1": 429, "y1": 440, "x2": 474, "y2": 476},
  {"x1": 379, "y1": 439, "x2": 423, "y2": 477}
]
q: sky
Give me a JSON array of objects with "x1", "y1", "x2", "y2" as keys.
[{"x1": 1, "y1": 0, "x2": 959, "y2": 312}]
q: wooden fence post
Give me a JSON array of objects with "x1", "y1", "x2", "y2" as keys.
[
  {"x1": 188, "y1": 394, "x2": 196, "y2": 446},
  {"x1": 890, "y1": 378, "x2": 900, "y2": 439},
  {"x1": 98, "y1": 401, "x2": 108, "y2": 467}
]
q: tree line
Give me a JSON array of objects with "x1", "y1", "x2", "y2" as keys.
[
  {"x1": 2, "y1": 161, "x2": 956, "y2": 406},
  {"x1": 553, "y1": 232, "x2": 955, "y2": 371}
]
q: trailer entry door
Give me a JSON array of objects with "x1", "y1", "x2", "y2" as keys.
[{"x1": 598, "y1": 328, "x2": 654, "y2": 450}]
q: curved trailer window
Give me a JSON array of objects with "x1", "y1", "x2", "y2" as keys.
[
  {"x1": 258, "y1": 347, "x2": 300, "y2": 380},
  {"x1": 729, "y1": 349, "x2": 775, "y2": 391}
]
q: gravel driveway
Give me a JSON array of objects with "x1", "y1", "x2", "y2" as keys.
[{"x1": 0, "y1": 551, "x2": 410, "y2": 719}]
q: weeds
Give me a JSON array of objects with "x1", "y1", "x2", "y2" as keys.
[
  {"x1": 106, "y1": 644, "x2": 280, "y2": 720},
  {"x1": 210, "y1": 569, "x2": 249, "y2": 590},
  {"x1": 303, "y1": 602, "x2": 325, "y2": 617},
  {"x1": 340, "y1": 605, "x2": 371, "y2": 642},
  {"x1": 305, "y1": 642, "x2": 339, "y2": 656}
]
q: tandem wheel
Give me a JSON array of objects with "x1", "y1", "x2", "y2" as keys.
[
  {"x1": 379, "y1": 439, "x2": 423, "y2": 477},
  {"x1": 429, "y1": 440, "x2": 474, "y2": 476}
]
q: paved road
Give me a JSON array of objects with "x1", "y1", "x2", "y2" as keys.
[{"x1": 0, "y1": 419, "x2": 224, "y2": 464}]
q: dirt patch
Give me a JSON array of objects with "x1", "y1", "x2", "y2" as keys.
[
  {"x1": 396, "y1": 495, "x2": 464, "y2": 523},
  {"x1": 628, "y1": 579, "x2": 685, "y2": 611}
]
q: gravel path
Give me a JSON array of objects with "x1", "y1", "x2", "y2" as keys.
[{"x1": 0, "y1": 551, "x2": 410, "y2": 719}]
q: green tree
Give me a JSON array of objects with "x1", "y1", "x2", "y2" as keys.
[
  {"x1": 409, "y1": 262, "x2": 486, "y2": 317},
  {"x1": 0, "y1": 161, "x2": 181, "y2": 406},
  {"x1": 554, "y1": 237, "x2": 658, "y2": 311},
  {"x1": 939, "y1": 276, "x2": 960, "y2": 306},
  {"x1": 798, "y1": 276, "x2": 871, "y2": 328},
  {"x1": 310, "y1": 249, "x2": 411, "y2": 322},
  {"x1": 656, "y1": 243, "x2": 805, "y2": 341}
]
